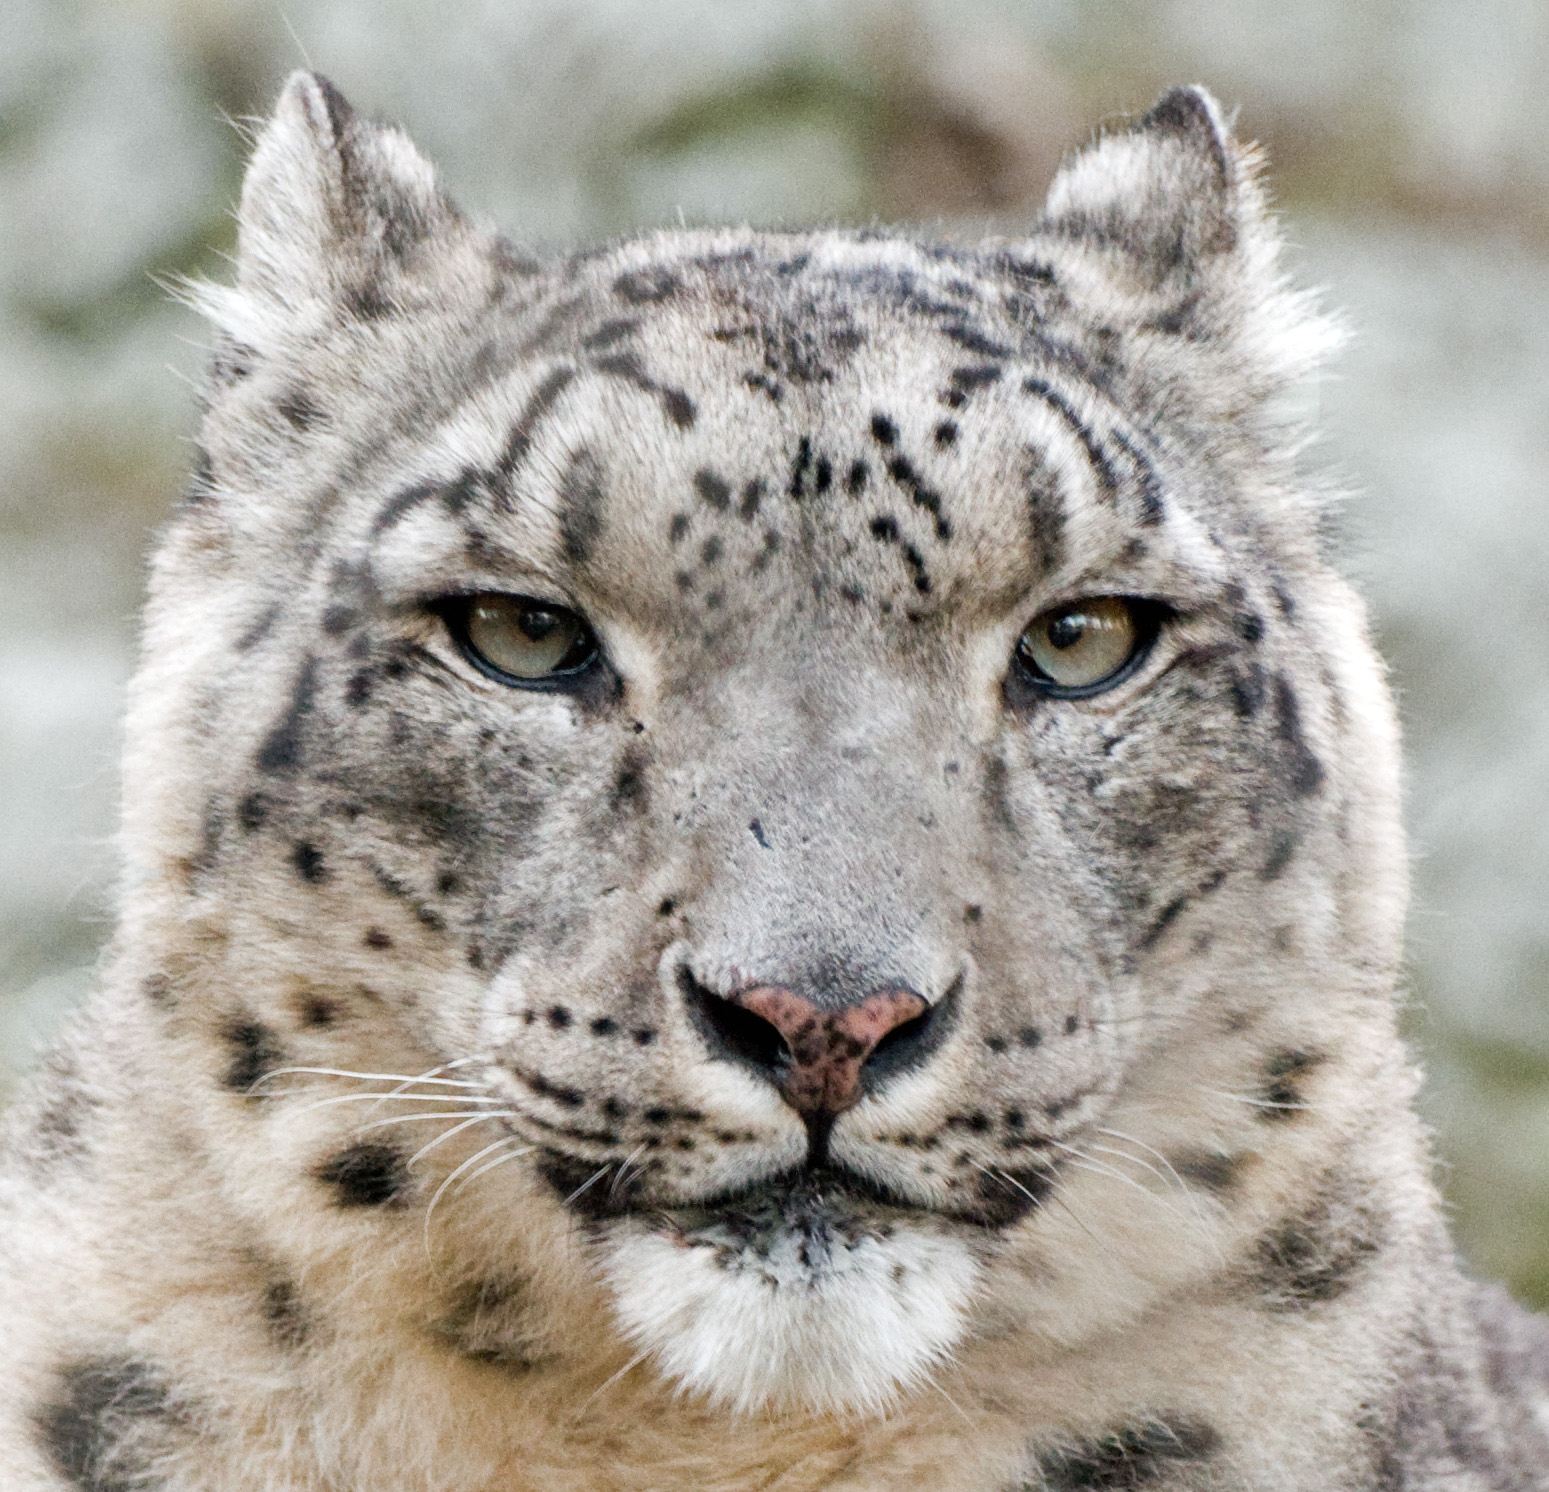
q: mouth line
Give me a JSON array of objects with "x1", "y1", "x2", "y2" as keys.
[{"x1": 538, "y1": 1148, "x2": 1056, "y2": 1232}]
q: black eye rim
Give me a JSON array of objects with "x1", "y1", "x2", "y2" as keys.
[
  {"x1": 436, "y1": 592, "x2": 602, "y2": 692},
  {"x1": 1009, "y1": 596, "x2": 1168, "y2": 702}
]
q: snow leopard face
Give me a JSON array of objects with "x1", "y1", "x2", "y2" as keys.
[{"x1": 128, "y1": 76, "x2": 1404, "y2": 1416}]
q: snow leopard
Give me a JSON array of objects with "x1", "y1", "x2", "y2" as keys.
[{"x1": 2, "y1": 69, "x2": 1547, "y2": 1491}]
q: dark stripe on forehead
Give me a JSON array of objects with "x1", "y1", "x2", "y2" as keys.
[
  {"x1": 1022, "y1": 376, "x2": 1119, "y2": 500},
  {"x1": 370, "y1": 365, "x2": 578, "y2": 536},
  {"x1": 1023, "y1": 455, "x2": 1068, "y2": 576},
  {"x1": 496, "y1": 365, "x2": 578, "y2": 480},
  {"x1": 1111, "y1": 430, "x2": 1166, "y2": 526},
  {"x1": 559, "y1": 448, "x2": 605, "y2": 565}
]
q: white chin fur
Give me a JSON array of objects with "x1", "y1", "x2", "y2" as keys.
[{"x1": 601, "y1": 1221, "x2": 980, "y2": 1416}]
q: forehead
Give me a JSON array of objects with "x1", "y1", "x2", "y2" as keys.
[{"x1": 363, "y1": 230, "x2": 1225, "y2": 640}]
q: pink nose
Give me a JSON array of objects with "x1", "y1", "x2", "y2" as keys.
[{"x1": 724, "y1": 985, "x2": 928, "y2": 1117}]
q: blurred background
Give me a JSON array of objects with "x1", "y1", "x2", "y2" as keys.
[{"x1": 3, "y1": 0, "x2": 1548, "y2": 1301}]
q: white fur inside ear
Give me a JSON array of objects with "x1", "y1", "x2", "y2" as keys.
[{"x1": 600, "y1": 1221, "x2": 980, "y2": 1417}]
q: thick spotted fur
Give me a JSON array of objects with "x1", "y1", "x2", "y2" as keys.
[{"x1": 2, "y1": 73, "x2": 1548, "y2": 1490}]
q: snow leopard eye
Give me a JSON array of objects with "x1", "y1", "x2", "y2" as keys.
[
  {"x1": 445, "y1": 594, "x2": 599, "y2": 687},
  {"x1": 1013, "y1": 597, "x2": 1160, "y2": 699}
]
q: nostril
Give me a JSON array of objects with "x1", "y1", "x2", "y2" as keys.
[
  {"x1": 679, "y1": 969, "x2": 790, "y2": 1077},
  {"x1": 868, "y1": 1008, "x2": 931, "y2": 1063},
  {"x1": 860, "y1": 974, "x2": 961, "y2": 1091}
]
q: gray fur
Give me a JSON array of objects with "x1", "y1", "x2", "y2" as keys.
[{"x1": 1, "y1": 75, "x2": 1546, "y2": 1489}]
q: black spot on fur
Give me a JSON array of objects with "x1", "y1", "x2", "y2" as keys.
[
  {"x1": 234, "y1": 603, "x2": 279, "y2": 652},
  {"x1": 981, "y1": 753, "x2": 1017, "y2": 833},
  {"x1": 363, "y1": 926, "x2": 392, "y2": 950},
  {"x1": 1229, "y1": 663, "x2": 1267, "y2": 719},
  {"x1": 749, "y1": 818, "x2": 772, "y2": 849},
  {"x1": 942, "y1": 323, "x2": 1012, "y2": 359},
  {"x1": 694, "y1": 469, "x2": 731, "y2": 511},
  {"x1": 789, "y1": 436, "x2": 813, "y2": 499},
  {"x1": 558, "y1": 447, "x2": 606, "y2": 564},
  {"x1": 972, "y1": 1165, "x2": 1053, "y2": 1227},
  {"x1": 870, "y1": 413, "x2": 898, "y2": 446},
  {"x1": 845, "y1": 459, "x2": 869, "y2": 495},
  {"x1": 221, "y1": 1018, "x2": 283, "y2": 1094},
  {"x1": 934, "y1": 420, "x2": 958, "y2": 447},
  {"x1": 256, "y1": 658, "x2": 319, "y2": 775},
  {"x1": 738, "y1": 479, "x2": 764, "y2": 520},
  {"x1": 1139, "y1": 894, "x2": 1187, "y2": 950},
  {"x1": 297, "y1": 990, "x2": 340, "y2": 1028},
  {"x1": 292, "y1": 841, "x2": 327, "y2": 883},
  {"x1": 614, "y1": 266, "x2": 680, "y2": 303},
  {"x1": 743, "y1": 371, "x2": 783, "y2": 402},
  {"x1": 342, "y1": 282, "x2": 394, "y2": 321},
  {"x1": 900, "y1": 541, "x2": 931, "y2": 593},
  {"x1": 581, "y1": 317, "x2": 639, "y2": 351},
  {"x1": 592, "y1": 351, "x2": 695, "y2": 429},
  {"x1": 517, "y1": 1069, "x2": 585, "y2": 1108},
  {"x1": 142, "y1": 973, "x2": 174, "y2": 1009},
  {"x1": 315, "y1": 1142, "x2": 409, "y2": 1207},
  {"x1": 870, "y1": 515, "x2": 899, "y2": 543},
  {"x1": 437, "y1": 1276, "x2": 544, "y2": 1368},
  {"x1": 1260, "y1": 830, "x2": 1297, "y2": 881},
  {"x1": 1171, "y1": 1148, "x2": 1244, "y2": 1196},
  {"x1": 668, "y1": 513, "x2": 690, "y2": 544},
  {"x1": 1024, "y1": 458, "x2": 1068, "y2": 575},
  {"x1": 24, "y1": 1049, "x2": 95, "y2": 1171},
  {"x1": 236, "y1": 787, "x2": 267, "y2": 836},
  {"x1": 1251, "y1": 1172, "x2": 1386, "y2": 1309},
  {"x1": 263, "y1": 1277, "x2": 310, "y2": 1348},
  {"x1": 34, "y1": 1355, "x2": 180, "y2": 1492},
  {"x1": 943, "y1": 363, "x2": 1002, "y2": 408},
  {"x1": 1037, "y1": 1417, "x2": 1220, "y2": 1489},
  {"x1": 276, "y1": 386, "x2": 324, "y2": 432},
  {"x1": 1258, "y1": 1048, "x2": 1322, "y2": 1122},
  {"x1": 1272, "y1": 677, "x2": 1325, "y2": 797},
  {"x1": 885, "y1": 454, "x2": 952, "y2": 541}
]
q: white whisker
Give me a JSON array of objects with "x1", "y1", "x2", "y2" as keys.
[
  {"x1": 408, "y1": 1114, "x2": 500, "y2": 1168},
  {"x1": 568, "y1": 1348, "x2": 654, "y2": 1425},
  {"x1": 461, "y1": 1144, "x2": 536, "y2": 1187},
  {"x1": 564, "y1": 1166, "x2": 611, "y2": 1207},
  {"x1": 254, "y1": 1065, "x2": 487, "y2": 1089},
  {"x1": 423, "y1": 1135, "x2": 523, "y2": 1255},
  {"x1": 355, "y1": 1110, "x2": 515, "y2": 1132}
]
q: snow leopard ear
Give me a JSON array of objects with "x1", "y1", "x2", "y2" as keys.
[
  {"x1": 1041, "y1": 87, "x2": 1243, "y2": 280},
  {"x1": 223, "y1": 71, "x2": 475, "y2": 333},
  {"x1": 1039, "y1": 86, "x2": 1337, "y2": 389}
]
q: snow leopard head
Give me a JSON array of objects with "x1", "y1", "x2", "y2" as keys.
[{"x1": 124, "y1": 74, "x2": 1404, "y2": 1416}]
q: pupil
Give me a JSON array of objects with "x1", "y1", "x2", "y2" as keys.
[
  {"x1": 1047, "y1": 613, "x2": 1085, "y2": 650},
  {"x1": 519, "y1": 609, "x2": 561, "y2": 642}
]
